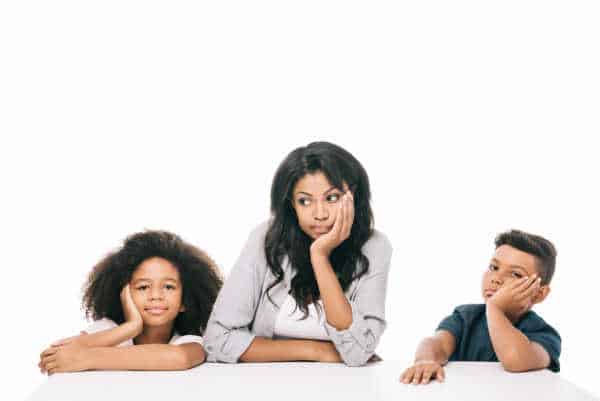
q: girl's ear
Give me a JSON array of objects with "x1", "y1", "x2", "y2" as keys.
[
  {"x1": 179, "y1": 304, "x2": 186, "y2": 312},
  {"x1": 533, "y1": 285, "x2": 551, "y2": 304}
]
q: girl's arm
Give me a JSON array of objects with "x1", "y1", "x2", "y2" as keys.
[
  {"x1": 52, "y1": 285, "x2": 143, "y2": 348},
  {"x1": 40, "y1": 343, "x2": 206, "y2": 373}
]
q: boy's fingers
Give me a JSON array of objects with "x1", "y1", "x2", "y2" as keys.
[
  {"x1": 421, "y1": 368, "x2": 434, "y2": 384},
  {"x1": 400, "y1": 367, "x2": 413, "y2": 383},
  {"x1": 515, "y1": 276, "x2": 540, "y2": 299},
  {"x1": 437, "y1": 366, "x2": 445, "y2": 382}
]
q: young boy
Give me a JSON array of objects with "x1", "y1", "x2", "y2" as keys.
[{"x1": 400, "y1": 229, "x2": 561, "y2": 385}]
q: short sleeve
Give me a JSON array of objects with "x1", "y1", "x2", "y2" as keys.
[
  {"x1": 84, "y1": 318, "x2": 118, "y2": 334},
  {"x1": 83, "y1": 318, "x2": 133, "y2": 347},
  {"x1": 436, "y1": 309, "x2": 464, "y2": 356},
  {"x1": 170, "y1": 335, "x2": 205, "y2": 347}
]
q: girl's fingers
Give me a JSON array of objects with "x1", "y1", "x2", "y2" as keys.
[{"x1": 41, "y1": 347, "x2": 57, "y2": 359}]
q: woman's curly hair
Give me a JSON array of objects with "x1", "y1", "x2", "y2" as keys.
[{"x1": 82, "y1": 231, "x2": 223, "y2": 336}]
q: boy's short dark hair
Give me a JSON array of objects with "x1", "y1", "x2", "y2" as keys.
[{"x1": 495, "y1": 229, "x2": 557, "y2": 285}]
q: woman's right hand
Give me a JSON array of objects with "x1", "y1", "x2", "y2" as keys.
[{"x1": 120, "y1": 284, "x2": 143, "y2": 329}]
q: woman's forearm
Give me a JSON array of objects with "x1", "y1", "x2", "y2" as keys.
[
  {"x1": 240, "y1": 337, "x2": 321, "y2": 362},
  {"x1": 310, "y1": 252, "x2": 353, "y2": 330}
]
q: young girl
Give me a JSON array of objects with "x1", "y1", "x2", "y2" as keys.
[
  {"x1": 39, "y1": 230, "x2": 223, "y2": 374},
  {"x1": 204, "y1": 141, "x2": 392, "y2": 367}
]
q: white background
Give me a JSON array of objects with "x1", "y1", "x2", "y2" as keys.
[{"x1": 1, "y1": 1, "x2": 598, "y2": 400}]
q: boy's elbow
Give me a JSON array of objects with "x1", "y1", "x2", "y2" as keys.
[{"x1": 499, "y1": 352, "x2": 532, "y2": 373}]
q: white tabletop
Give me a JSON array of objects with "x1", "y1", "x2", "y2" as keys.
[{"x1": 27, "y1": 361, "x2": 598, "y2": 401}]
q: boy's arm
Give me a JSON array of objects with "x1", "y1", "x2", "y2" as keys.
[
  {"x1": 40, "y1": 343, "x2": 206, "y2": 373},
  {"x1": 487, "y1": 275, "x2": 550, "y2": 372},
  {"x1": 400, "y1": 330, "x2": 456, "y2": 384},
  {"x1": 414, "y1": 330, "x2": 456, "y2": 364},
  {"x1": 486, "y1": 302, "x2": 550, "y2": 372}
]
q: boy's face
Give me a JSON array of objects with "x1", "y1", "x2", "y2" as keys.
[{"x1": 481, "y1": 245, "x2": 549, "y2": 307}]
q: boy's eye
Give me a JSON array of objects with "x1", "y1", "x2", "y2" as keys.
[
  {"x1": 488, "y1": 264, "x2": 498, "y2": 271},
  {"x1": 511, "y1": 272, "x2": 523, "y2": 279}
]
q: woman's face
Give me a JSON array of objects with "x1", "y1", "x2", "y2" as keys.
[{"x1": 291, "y1": 171, "x2": 348, "y2": 240}]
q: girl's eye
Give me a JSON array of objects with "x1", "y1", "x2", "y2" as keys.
[
  {"x1": 165, "y1": 285, "x2": 176, "y2": 290},
  {"x1": 136, "y1": 285, "x2": 149, "y2": 291},
  {"x1": 326, "y1": 194, "x2": 340, "y2": 203},
  {"x1": 511, "y1": 272, "x2": 523, "y2": 279}
]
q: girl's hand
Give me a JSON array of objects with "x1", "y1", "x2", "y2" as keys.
[
  {"x1": 39, "y1": 344, "x2": 90, "y2": 375},
  {"x1": 310, "y1": 191, "x2": 355, "y2": 258},
  {"x1": 120, "y1": 284, "x2": 143, "y2": 328}
]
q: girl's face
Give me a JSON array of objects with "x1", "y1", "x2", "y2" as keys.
[
  {"x1": 291, "y1": 171, "x2": 348, "y2": 240},
  {"x1": 130, "y1": 257, "x2": 185, "y2": 328}
]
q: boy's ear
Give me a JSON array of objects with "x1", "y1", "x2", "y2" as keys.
[{"x1": 533, "y1": 285, "x2": 551, "y2": 304}]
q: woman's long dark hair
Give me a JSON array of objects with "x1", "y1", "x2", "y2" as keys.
[
  {"x1": 265, "y1": 141, "x2": 374, "y2": 315},
  {"x1": 82, "y1": 231, "x2": 223, "y2": 336}
]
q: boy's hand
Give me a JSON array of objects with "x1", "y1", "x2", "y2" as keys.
[
  {"x1": 400, "y1": 360, "x2": 445, "y2": 384},
  {"x1": 39, "y1": 344, "x2": 90, "y2": 375},
  {"x1": 488, "y1": 275, "x2": 541, "y2": 319},
  {"x1": 120, "y1": 284, "x2": 143, "y2": 327}
]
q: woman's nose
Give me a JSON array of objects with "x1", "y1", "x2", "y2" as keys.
[{"x1": 313, "y1": 201, "x2": 329, "y2": 221}]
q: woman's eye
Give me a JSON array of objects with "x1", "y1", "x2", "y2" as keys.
[
  {"x1": 298, "y1": 198, "x2": 311, "y2": 206},
  {"x1": 327, "y1": 194, "x2": 340, "y2": 202}
]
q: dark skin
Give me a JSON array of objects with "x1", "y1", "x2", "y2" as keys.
[{"x1": 400, "y1": 245, "x2": 551, "y2": 384}]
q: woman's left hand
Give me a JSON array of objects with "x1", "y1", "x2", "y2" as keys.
[
  {"x1": 39, "y1": 344, "x2": 90, "y2": 375},
  {"x1": 310, "y1": 191, "x2": 355, "y2": 257}
]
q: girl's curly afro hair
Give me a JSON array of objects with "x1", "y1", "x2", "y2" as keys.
[{"x1": 82, "y1": 231, "x2": 223, "y2": 336}]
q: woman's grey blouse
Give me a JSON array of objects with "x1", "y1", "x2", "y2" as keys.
[{"x1": 203, "y1": 222, "x2": 393, "y2": 367}]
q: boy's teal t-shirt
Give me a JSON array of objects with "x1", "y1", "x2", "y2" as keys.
[{"x1": 437, "y1": 304, "x2": 561, "y2": 372}]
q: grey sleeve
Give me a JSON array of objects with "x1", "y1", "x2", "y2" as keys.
[
  {"x1": 203, "y1": 224, "x2": 269, "y2": 363},
  {"x1": 323, "y1": 232, "x2": 393, "y2": 367}
]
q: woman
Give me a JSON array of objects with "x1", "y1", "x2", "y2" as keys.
[{"x1": 204, "y1": 141, "x2": 392, "y2": 366}]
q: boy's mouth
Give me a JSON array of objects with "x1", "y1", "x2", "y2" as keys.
[{"x1": 484, "y1": 289, "x2": 497, "y2": 298}]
